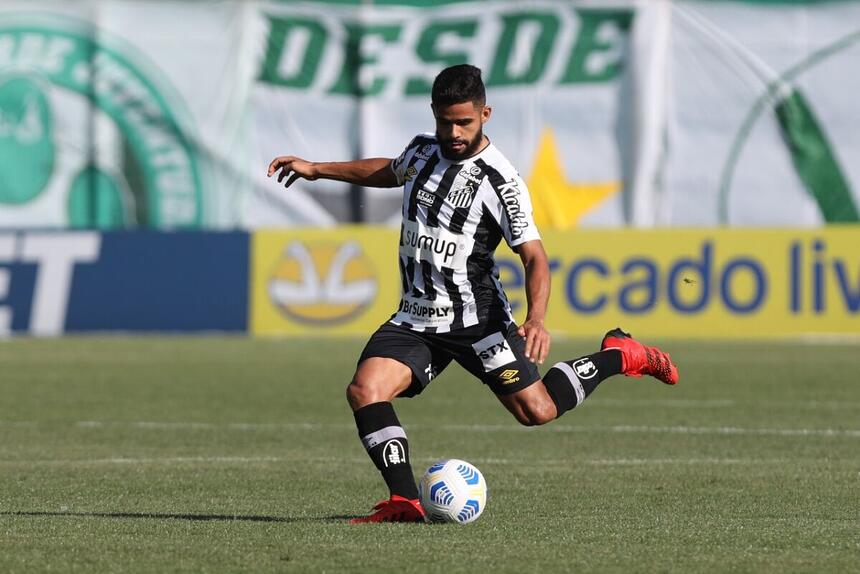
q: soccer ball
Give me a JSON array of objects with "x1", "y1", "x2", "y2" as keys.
[{"x1": 419, "y1": 459, "x2": 487, "y2": 524}]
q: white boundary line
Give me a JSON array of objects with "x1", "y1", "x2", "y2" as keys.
[
  {"x1": 0, "y1": 456, "x2": 794, "y2": 468},
  {"x1": 0, "y1": 420, "x2": 858, "y2": 438},
  {"x1": 443, "y1": 424, "x2": 860, "y2": 438}
]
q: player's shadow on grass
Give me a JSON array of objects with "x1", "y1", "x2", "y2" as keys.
[{"x1": 1, "y1": 511, "x2": 360, "y2": 523}]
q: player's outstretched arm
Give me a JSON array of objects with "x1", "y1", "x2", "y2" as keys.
[
  {"x1": 516, "y1": 239, "x2": 551, "y2": 364},
  {"x1": 267, "y1": 156, "x2": 398, "y2": 189}
]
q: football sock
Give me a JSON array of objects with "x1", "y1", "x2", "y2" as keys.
[
  {"x1": 542, "y1": 350, "x2": 622, "y2": 417},
  {"x1": 353, "y1": 401, "x2": 420, "y2": 500}
]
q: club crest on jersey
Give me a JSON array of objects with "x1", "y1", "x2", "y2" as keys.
[
  {"x1": 446, "y1": 184, "x2": 475, "y2": 209},
  {"x1": 404, "y1": 165, "x2": 418, "y2": 182}
]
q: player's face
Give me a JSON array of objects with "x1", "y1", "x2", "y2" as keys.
[{"x1": 432, "y1": 101, "x2": 491, "y2": 160}]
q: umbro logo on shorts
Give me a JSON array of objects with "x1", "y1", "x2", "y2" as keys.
[{"x1": 498, "y1": 369, "x2": 520, "y2": 385}]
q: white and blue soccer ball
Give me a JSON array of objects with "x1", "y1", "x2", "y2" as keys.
[{"x1": 419, "y1": 459, "x2": 487, "y2": 524}]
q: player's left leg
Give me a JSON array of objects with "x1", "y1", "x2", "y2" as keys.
[
  {"x1": 496, "y1": 346, "x2": 624, "y2": 425},
  {"x1": 493, "y1": 327, "x2": 679, "y2": 425}
]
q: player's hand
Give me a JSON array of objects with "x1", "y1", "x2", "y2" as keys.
[
  {"x1": 267, "y1": 155, "x2": 318, "y2": 188},
  {"x1": 518, "y1": 319, "x2": 550, "y2": 365}
]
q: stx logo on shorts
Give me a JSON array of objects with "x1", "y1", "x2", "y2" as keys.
[
  {"x1": 572, "y1": 358, "x2": 598, "y2": 380},
  {"x1": 498, "y1": 369, "x2": 520, "y2": 385},
  {"x1": 472, "y1": 332, "x2": 517, "y2": 372}
]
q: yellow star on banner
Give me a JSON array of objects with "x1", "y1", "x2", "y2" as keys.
[{"x1": 527, "y1": 128, "x2": 620, "y2": 229}]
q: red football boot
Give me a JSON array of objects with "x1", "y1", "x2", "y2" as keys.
[
  {"x1": 349, "y1": 495, "x2": 426, "y2": 524},
  {"x1": 601, "y1": 328, "x2": 679, "y2": 385}
]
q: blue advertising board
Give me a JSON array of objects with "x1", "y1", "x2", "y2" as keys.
[{"x1": 0, "y1": 231, "x2": 248, "y2": 335}]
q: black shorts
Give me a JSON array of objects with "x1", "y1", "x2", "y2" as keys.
[{"x1": 357, "y1": 319, "x2": 542, "y2": 397}]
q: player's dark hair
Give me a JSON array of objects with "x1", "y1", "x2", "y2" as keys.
[{"x1": 431, "y1": 64, "x2": 486, "y2": 106}]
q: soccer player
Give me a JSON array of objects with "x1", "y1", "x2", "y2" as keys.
[{"x1": 267, "y1": 64, "x2": 678, "y2": 524}]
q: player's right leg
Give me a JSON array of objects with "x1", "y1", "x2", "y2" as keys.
[
  {"x1": 347, "y1": 358, "x2": 424, "y2": 523},
  {"x1": 347, "y1": 323, "x2": 451, "y2": 524},
  {"x1": 347, "y1": 357, "x2": 413, "y2": 410}
]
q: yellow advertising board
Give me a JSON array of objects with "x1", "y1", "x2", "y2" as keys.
[
  {"x1": 251, "y1": 227, "x2": 860, "y2": 338},
  {"x1": 251, "y1": 227, "x2": 401, "y2": 336}
]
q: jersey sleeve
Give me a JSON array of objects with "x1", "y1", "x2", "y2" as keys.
[
  {"x1": 390, "y1": 135, "x2": 421, "y2": 186},
  {"x1": 484, "y1": 172, "x2": 541, "y2": 248}
]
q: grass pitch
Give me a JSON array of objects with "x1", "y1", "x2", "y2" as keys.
[{"x1": 0, "y1": 336, "x2": 858, "y2": 573}]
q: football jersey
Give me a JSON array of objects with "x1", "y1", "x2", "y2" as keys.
[{"x1": 388, "y1": 132, "x2": 541, "y2": 332}]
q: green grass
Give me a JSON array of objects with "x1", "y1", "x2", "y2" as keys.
[{"x1": 0, "y1": 336, "x2": 858, "y2": 573}]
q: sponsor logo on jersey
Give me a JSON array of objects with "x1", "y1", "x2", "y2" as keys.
[
  {"x1": 498, "y1": 179, "x2": 529, "y2": 238},
  {"x1": 472, "y1": 331, "x2": 517, "y2": 372},
  {"x1": 417, "y1": 189, "x2": 435, "y2": 207},
  {"x1": 398, "y1": 296, "x2": 453, "y2": 325},
  {"x1": 498, "y1": 369, "x2": 521, "y2": 385},
  {"x1": 415, "y1": 143, "x2": 435, "y2": 160},
  {"x1": 459, "y1": 165, "x2": 483, "y2": 185},
  {"x1": 572, "y1": 357, "x2": 598, "y2": 379},
  {"x1": 268, "y1": 240, "x2": 377, "y2": 324},
  {"x1": 399, "y1": 220, "x2": 467, "y2": 268},
  {"x1": 446, "y1": 184, "x2": 475, "y2": 209}
]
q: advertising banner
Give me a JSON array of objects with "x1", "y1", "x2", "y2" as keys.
[
  {"x1": 1, "y1": 231, "x2": 248, "y2": 335},
  {"x1": 655, "y1": 1, "x2": 860, "y2": 227},
  {"x1": 251, "y1": 227, "x2": 399, "y2": 336},
  {"x1": 503, "y1": 228, "x2": 860, "y2": 338},
  {"x1": 251, "y1": 227, "x2": 860, "y2": 338},
  {"x1": 3, "y1": 1, "x2": 856, "y2": 229},
  {"x1": 2, "y1": 227, "x2": 856, "y2": 337}
]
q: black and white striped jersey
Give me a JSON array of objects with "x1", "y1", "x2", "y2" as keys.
[{"x1": 388, "y1": 132, "x2": 541, "y2": 333}]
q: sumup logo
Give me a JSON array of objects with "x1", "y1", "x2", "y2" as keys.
[
  {"x1": 0, "y1": 17, "x2": 203, "y2": 228},
  {"x1": 268, "y1": 240, "x2": 377, "y2": 325}
]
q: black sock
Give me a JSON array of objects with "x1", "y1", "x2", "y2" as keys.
[
  {"x1": 543, "y1": 350, "x2": 622, "y2": 417},
  {"x1": 353, "y1": 401, "x2": 419, "y2": 500}
]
